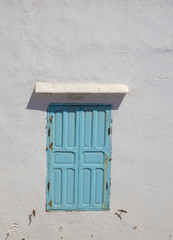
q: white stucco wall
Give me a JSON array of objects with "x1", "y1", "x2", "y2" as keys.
[{"x1": 0, "y1": 1, "x2": 173, "y2": 239}]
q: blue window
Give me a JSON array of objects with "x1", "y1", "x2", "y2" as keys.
[{"x1": 46, "y1": 104, "x2": 112, "y2": 211}]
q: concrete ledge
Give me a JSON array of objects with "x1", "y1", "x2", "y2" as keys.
[{"x1": 35, "y1": 82, "x2": 129, "y2": 94}]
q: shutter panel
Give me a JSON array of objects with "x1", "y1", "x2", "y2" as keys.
[
  {"x1": 47, "y1": 106, "x2": 79, "y2": 211},
  {"x1": 78, "y1": 105, "x2": 111, "y2": 210}
]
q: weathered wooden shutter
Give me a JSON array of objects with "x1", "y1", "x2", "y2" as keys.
[
  {"x1": 47, "y1": 105, "x2": 79, "y2": 210},
  {"x1": 78, "y1": 106, "x2": 111, "y2": 210},
  {"x1": 47, "y1": 104, "x2": 111, "y2": 211}
]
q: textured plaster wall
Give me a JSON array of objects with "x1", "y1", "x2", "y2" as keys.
[{"x1": 0, "y1": 1, "x2": 173, "y2": 240}]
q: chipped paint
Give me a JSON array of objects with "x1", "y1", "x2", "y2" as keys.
[{"x1": 106, "y1": 113, "x2": 111, "y2": 123}]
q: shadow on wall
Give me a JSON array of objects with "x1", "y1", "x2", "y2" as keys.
[{"x1": 26, "y1": 89, "x2": 126, "y2": 111}]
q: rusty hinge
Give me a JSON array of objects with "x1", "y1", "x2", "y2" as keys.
[
  {"x1": 48, "y1": 128, "x2": 50, "y2": 137},
  {"x1": 47, "y1": 181, "x2": 50, "y2": 191},
  {"x1": 108, "y1": 127, "x2": 111, "y2": 135},
  {"x1": 49, "y1": 142, "x2": 53, "y2": 150},
  {"x1": 48, "y1": 200, "x2": 52, "y2": 208},
  {"x1": 49, "y1": 116, "x2": 53, "y2": 123}
]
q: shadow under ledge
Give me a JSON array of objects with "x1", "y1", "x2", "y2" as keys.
[{"x1": 26, "y1": 91, "x2": 127, "y2": 111}]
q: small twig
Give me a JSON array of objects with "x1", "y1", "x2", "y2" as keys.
[
  {"x1": 5, "y1": 232, "x2": 9, "y2": 240},
  {"x1": 114, "y1": 212, "x2": 122, "y2": 221},
  {"x1": 114, "y1": 209, "x2": 128, "y2": 221},
  {"x1": 28, "y1": 209, "x2": 36, "y2": 226},
  {"x1": 117, "y1": 209, "x2": 128, "y2": 213}
]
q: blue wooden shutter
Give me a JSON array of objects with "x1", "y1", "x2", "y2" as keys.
[
  {"x1": 78, "y1": 105, "x2": 111, "y2": 210},
  {"x1": 47, "y1": 104, "x2": 111, "y2": 211},
  {"x1": 47, "y1": 105, "x2": 79, "y2": 211}
]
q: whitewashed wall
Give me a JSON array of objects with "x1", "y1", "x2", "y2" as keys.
[{"x1": 0, "y1": 1, "x2": 173, "y2": 240}]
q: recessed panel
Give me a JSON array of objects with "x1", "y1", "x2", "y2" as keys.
[
  {"x1": 84, "y1": 111, "x2": 93, "y2": 147},
  {"x1": 82, "y1": 169, "x2": 91, "y2": 205},
  {"x1": 95, "y1": 169, "x2": 104, "y2": 205},
  {"x1": 55, "y1": 111, "x2": 63, "y2": 147},
  {"x1": 67, "y1": 111, "x2": 76, "y2": 147},
  {"x1": 53, "y1": 169, "x2": 62, "y2": 205},
  {"x1": 83, "y1": 152, "x2": 104, "y2": 164},
  {"x1": 97, "y1": 111, "x2": 106, "y2": 147},
  {"x1": 54, "y1": 152, "x2": 75, "y2": 164},
  {"x1": 66, "y1": 169, "x2": 75, "y2": 205}
]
